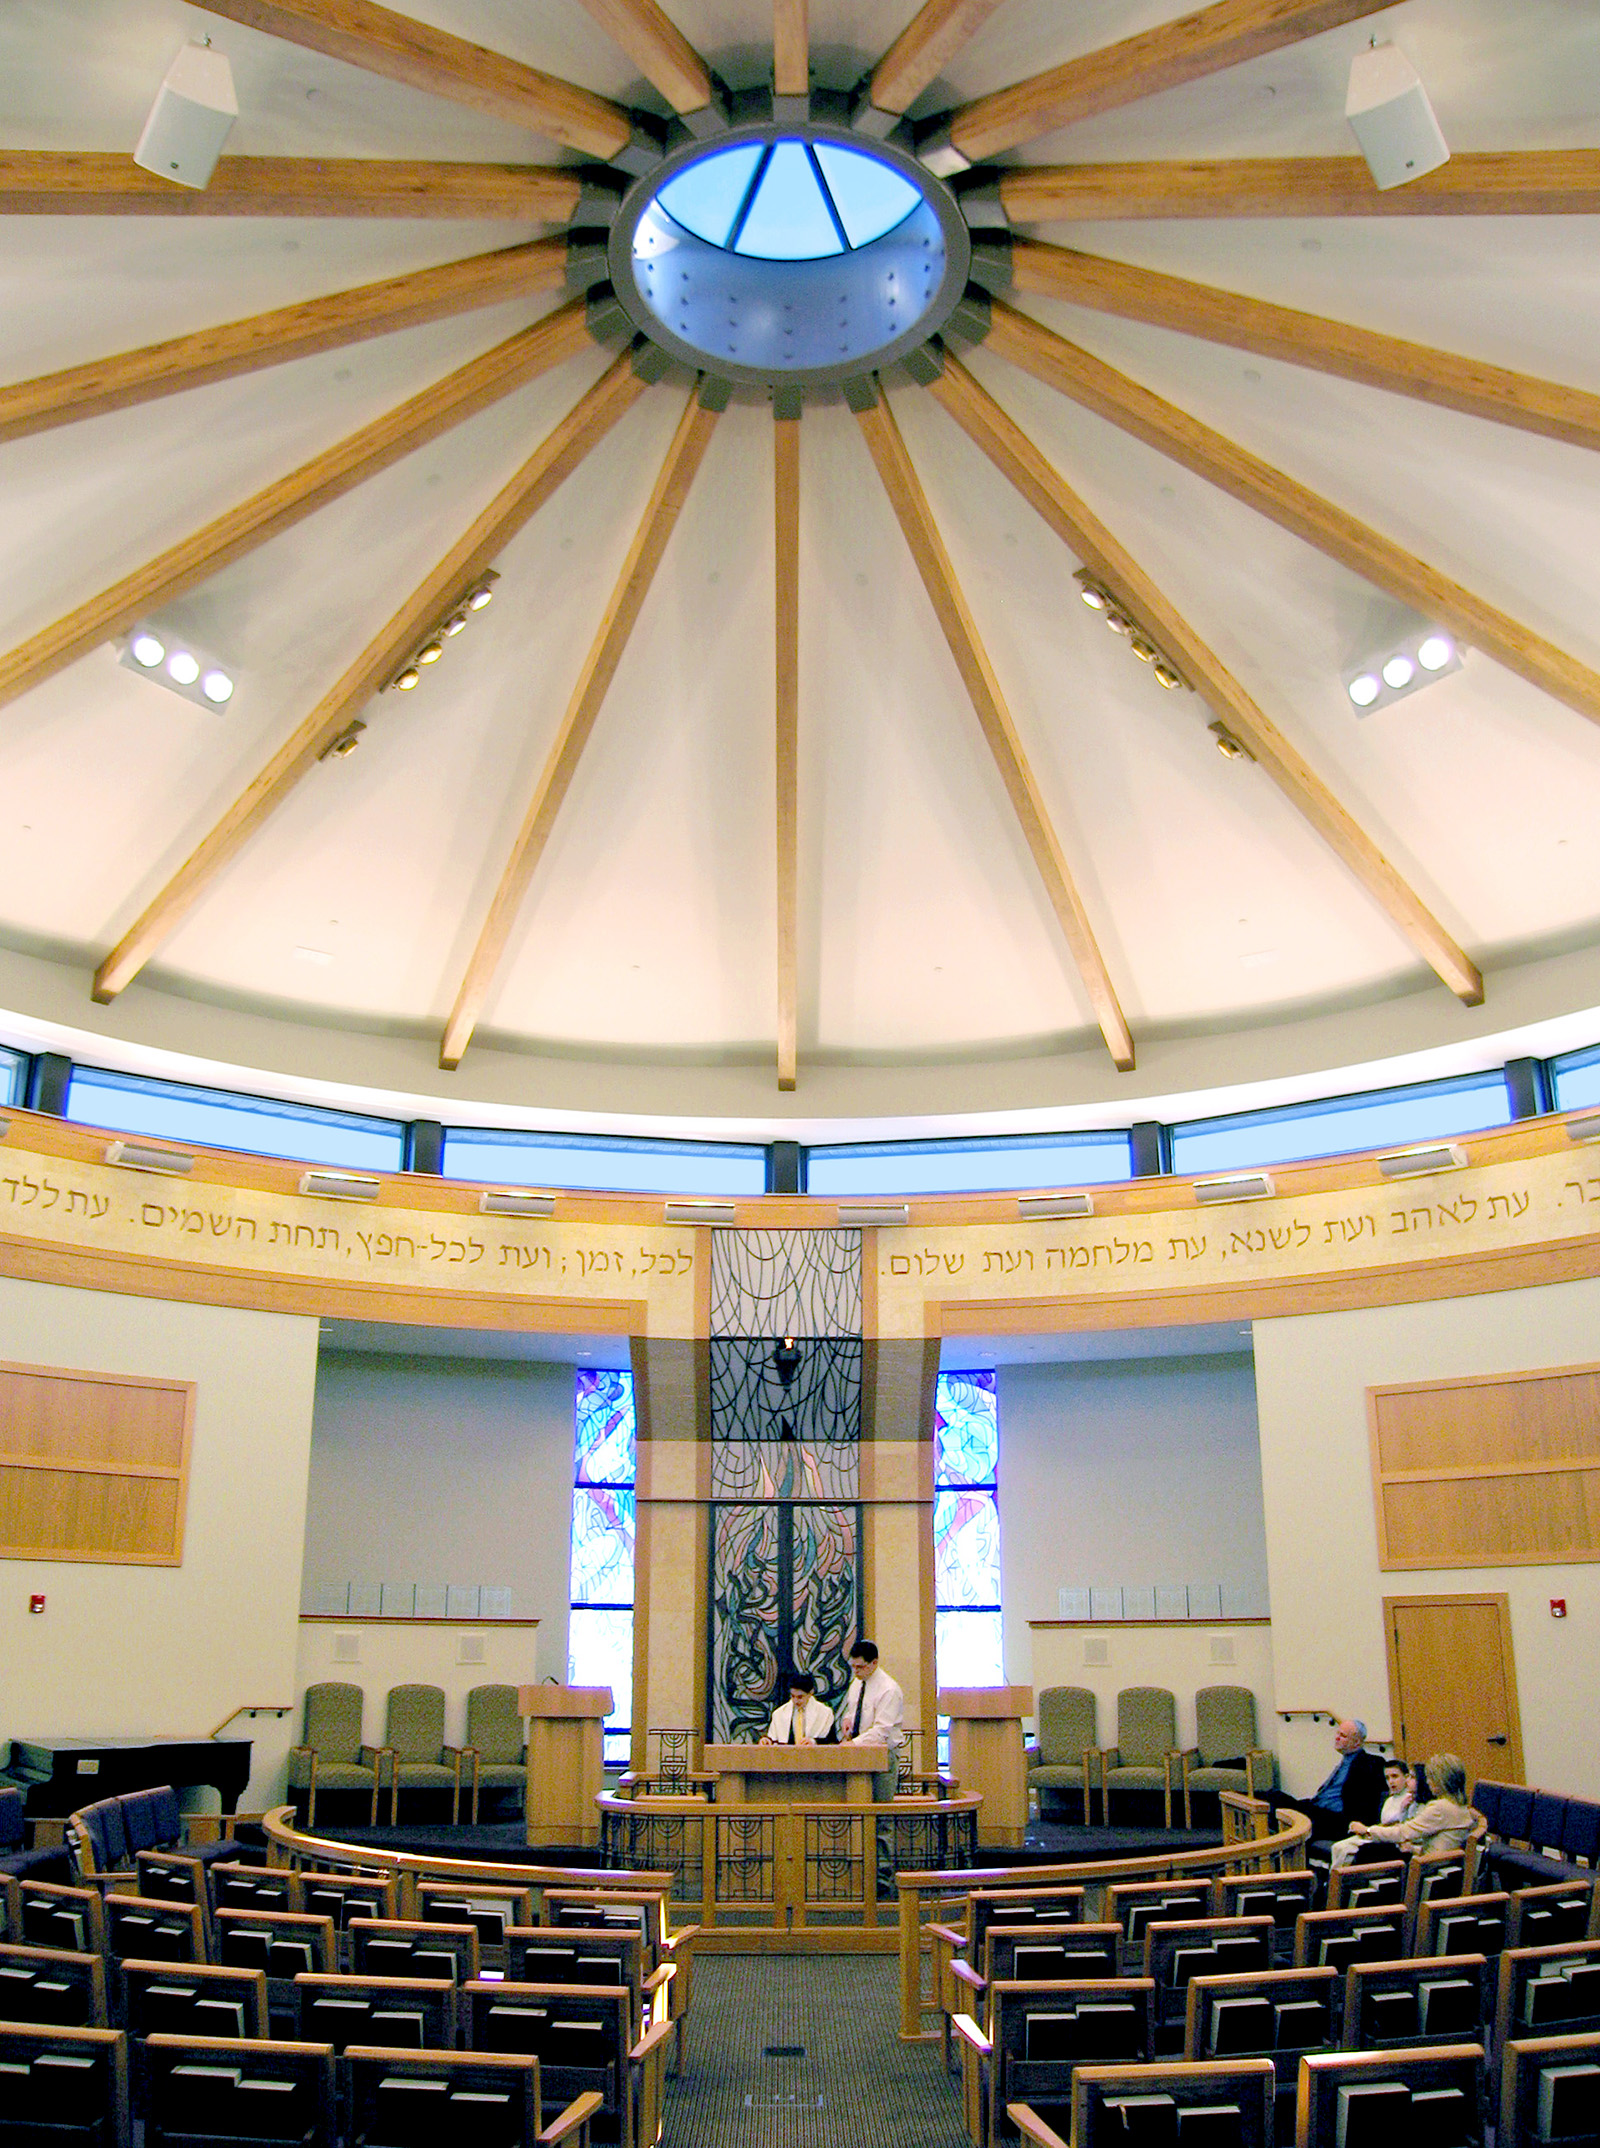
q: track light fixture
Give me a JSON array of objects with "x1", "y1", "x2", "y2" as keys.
[
  {"x1": 383, "y1": 571, "x2": 499, "y2": 694},
  {"x1": 1074, "y1": 571, "x2": 1190, "y2": 692},
  {"x1": 1343, "y1": 623, "x2": 1462, "y2": 714},
  {"x1": 1209, "y1": 722, "x2": 1255, "y2": 763},
  {"x1": 119, "y1": 623, "x2": 236, "y2": 711},
  {"x1": 318, "y1": 719, "x2": 366, "y2": 762}
]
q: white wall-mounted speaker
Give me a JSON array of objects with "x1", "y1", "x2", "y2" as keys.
[
  {"x1": 134, "y1": 42, "x2": 237, "y2": 190},
  {"x1": 1345, "y1": 42, "x2": 1449, "y2": 192}
]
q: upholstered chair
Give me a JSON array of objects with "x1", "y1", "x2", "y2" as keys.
[
  {"x1": 382, "y1": 1685, "x2": 462, "y2": 1823},
  {"x1": 1181, "y1": 1685, "x2": 1278, "y2": 1825},
  {"x1": 286, "y1": 1683, "x2": 382, "y2": 1826},
  {"x1": 1026, "y1": 1686, "x2": 1098, "y2": 1822},
  {"x1": 1100, "y1": 1686, "x2": 1182, "y2": 1826},
  {"x1": 461, "y1": 1684, "x2": 529, "y2": 1824}
]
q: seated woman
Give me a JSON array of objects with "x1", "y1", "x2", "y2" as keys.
[
  {"x1": 1328, "y1": 1756, "x2": 1416, "y2": 1868},
  {"x1": 1335, "y1": 1751, "x2": 1474, "y2": 1866}
]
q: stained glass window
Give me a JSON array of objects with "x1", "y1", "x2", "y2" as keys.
[
  {"x1": 570, "y1": 1370, "x2": 636, "y2": 1764},
  {"x1": 934, "y1": 1372, "x2": 1003, "y2": 1694}
]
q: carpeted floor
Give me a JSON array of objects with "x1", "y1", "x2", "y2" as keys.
[{"x1": 663, "y1": 1955, "x2": 968, "y2": 2148}]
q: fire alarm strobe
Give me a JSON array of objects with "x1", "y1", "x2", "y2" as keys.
[{"x1": 1550, "y1": 1599, "x2": 1568, "y2": 1619}]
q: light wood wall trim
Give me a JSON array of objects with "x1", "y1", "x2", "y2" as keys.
[
  {"x1": 987, "y1": 299, "x2": 1600, "y2": 731},
  {"x1": 573, "y1": 0, "x2": 714, "y2": 114},
  {"x1": 441, "y1": 389, "x2": 722, "y2": 1070},
  {"x1": 196, "y1": 0, "x2": 632, "y2": 158},
  {"x1": 299, "y1": 1614, "x2": 540, "y2": 1624},
  {"x1": 869, "y1": 0, "x2": 1011, "y2": 118},
  {"x1": 1009, "y1": 239, "x2": 1600, "y2": 459},
  {"x1": 852, "y1": 390, "x2": 1136, "y2": 1070},
  {"x1": 947, "y1": 0, "x2": 1394, "y2": 163},
  {"x1": 1382, "y1": 1591, "x2": 1525, "y2": 1780},
  {"x1": 0, "y1": 1360, "x2": 194, "y2": 1566},
  {"x1": 773, "y1": 0, "x2": 810, "y2": 99},
  {"x1": 998, "y1": 152, "x2": 1600, "y2": 222},
  {"x1": 1029, "y1": 1616, "x2": 1272, "y2": 1627},
  {"x1": 0, "y1": 240, "x2": 568, "y2": 446},
  {"x1": 0, "y1": 152, "x2": 584, "y2": 219},
  {"x1": 0, "y1": 298, "x2": 591, "y2": 717},
  {"x1": 773, "y1": 412, "x2": 800, "y2": 1091},
  {"x1": 92, "y1": 349, "x2": 647, "y2": 1003},
  {"x1": 927, "y1": 354, "x2": 1482, "y2": 1005},
  {"x1": 1369, "y1": 1363, "x2": 1600, "y2": 1570}
]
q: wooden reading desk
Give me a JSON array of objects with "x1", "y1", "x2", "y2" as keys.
[{"x1": 702, "y1": 1746, "x2": 888, "y2": 1805}]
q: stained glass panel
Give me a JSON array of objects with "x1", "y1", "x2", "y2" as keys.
[
  {"x1": 576, "y1": 1369, "x2": 636, "y2": 1485},
  {"x1": 788, "y1": 1504, "x2": 858, "y2": 1714},
  {"x1": 934, "y1": 1372, "x2": 998, "y2": 1487},
  {"x1": 568, "y1": 1606, "x2": 633, "y2": 1761},
  {"x1": 934, "y1": 1488, "x2": 1000, "y2": 1608},
  {"x1": 710, "y1": 1505, "x2": 783, "y2": 1743},
  {"x1": 570, "y1": 1486, "x2": 635, "y2": 1604},
  {"x1": 936, "y1": 1608, "x2": 1004, "y2": 1686}
]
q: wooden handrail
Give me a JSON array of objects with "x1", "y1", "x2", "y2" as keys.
[
  {"x1": 207, "y1": 1703, "x2": 292, "y2": 1738},
  {"x1": 259, "y1": 1805, "x2": 672, "y2": 1893}
]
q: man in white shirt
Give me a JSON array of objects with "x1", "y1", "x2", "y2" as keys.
[
  {"x1": 836, "y1": 1639, "x2": 905, "y2": 1808},
  {"x1": 761, "y1": 1672, "x2": 835, "y2": 1746}
]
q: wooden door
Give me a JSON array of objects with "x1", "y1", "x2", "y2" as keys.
[{"x1": 1383, "y1": 1593, "x2": 1524, "y2": 1784}]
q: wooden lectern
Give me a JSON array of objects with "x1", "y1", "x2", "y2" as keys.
[
  {"x1": 939, "y1": 1686, "x2": 1034, "y2": 1848},
  {"x1": 517, "y1": 1685, "x2": 612, "y2": 1848},
  {"x1": 702, "y1": 1746, "x2": 886, "y2": 1805}
]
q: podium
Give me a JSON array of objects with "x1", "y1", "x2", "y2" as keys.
[
  {"x1": 517, "y1": 1685, "x2": 612, "y2": 1848},
  {"x1": 702, "y1": 1746, "x2": 886, "y2": 1805},
  {"x1": 939, "y1": 1686, "x2": 1034, "y2": 1848}
]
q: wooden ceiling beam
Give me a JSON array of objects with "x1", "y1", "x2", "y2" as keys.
[
  {"x1": 774, "y1": 411, "x2": 800, "y2": 1091},
  {"x1": 946, "y1": 0, "x2": 1394, "y2": 165},
  {"x1": 0, "y1": 239, "x2": 568, "y2": 448},
  {"x1": 868, "y1": 0, "x2": 1011, "y2": 120},
  {"x1": 93, "y1": 353, "x2": 648, "y2": 1005},
  {"x1": 573, "y1": 0, "x2": 715, "y2": 116},
  {"x1": 929, "y1": 354, "x2": 1483, "y2": 1005},
  {"x1": 0, "y1": 152, "x2": 583, "y2": 219},
  {"x1": 197, "y1": 0, "x2": 632, "y2": 158},
  {"x1": 440, "y1": 387, "x2": 721, "y2": 1071},
  {"x1": 1011, "y1": 238, "x2": 1600, "y2": 458},
  {"x1": 852, "y1": 386, "x2": 1135, "y2": 1071},
  {"x1": 90, "y1": 356, "x2": 644, "y2": 1009},
  {"x1": 774, "y1": 0, "x2": 810, "y2": 100},
  {"x1": 987, "y1": 299, "x2": 1600, "y2": 731},
  {"x1": 998, "y1": 151, "x2": 1600, "y2": 221},
  {"x1": 0, "y1": 296, "x2": 591, "y2": 715}
]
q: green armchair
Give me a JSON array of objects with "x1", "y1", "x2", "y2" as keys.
[
  {"x1": 1180, "y1": 1685, "x2": 1277, "y2": 1826},
  {"x1": 286, "y1": 1682, "x2": 385, "y2": 1827},
  {"x1": 382, "y1": 1684, "x2": 463, "y2": 1823},
  {"x1": 460, "y1": 1684, "x2": 529, "y2": 1824},
  {"x1": 1100, "y1": 1686, "x2": 1183, "y2": 1827},
  {"x1": 1026, "y1": 1686, "x2": 1098, "y2": 1822}
]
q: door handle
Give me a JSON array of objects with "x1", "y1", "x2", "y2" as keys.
[{"x1": 1486, "y1": 1735, "x2": 1508, "y2": 1745}]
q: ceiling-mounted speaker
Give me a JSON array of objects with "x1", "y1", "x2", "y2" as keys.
[
  {"x1": 134, "y1": 42, "x2": 238, "y2": 191},
  {"x1": 1345, "y1": 43, "x2": 1448, "y2": 192}
]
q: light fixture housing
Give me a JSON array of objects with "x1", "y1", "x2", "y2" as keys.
[
  {"x1": 1342, "y1": 624, "x2": 1461, "y2": 714},
  {"x1": 383, "y1": 572, "x2": 499, "y2": 692},
  {"x1": 1565, "y1": 1111, "x2": 1600, "y2": 1145},
  {"x1": 105, "y1": 1139, "x2": 195, "y2": 1176},
  {"x1": 480, "y1": 1188, "x2": 557, "y2": 1217},
  {"x1": 663, "y1": 1198, "x2": 738, "y2": 1225},
  {"x1": 1377, "y1": 1142, "x2": 1467, "y2": 1179},
  {"x1": 1194, "y1": 1171, "x2": 1275, "y2": 1205},
  {"x1": 1018, "y1": 1193, "x2": 1095, "y2": 1220},
  {"x1": 298, "y1": 1169, "x2": 381, "y2": 1202},
  {"x1": 836, "y1": 1200, "x2": 910, "y2": 1226},
  {"x1": 119, "y1": 623, "x2": 236, "y2": 713}
]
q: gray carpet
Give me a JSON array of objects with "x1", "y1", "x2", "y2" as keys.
[{"x1": 664, "y1": 1956, "x2": 968, "y2": 2148}]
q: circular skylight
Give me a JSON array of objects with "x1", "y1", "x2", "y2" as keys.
[{"x1": 655, "y1": 138, "x2": 922, "y2": 260}]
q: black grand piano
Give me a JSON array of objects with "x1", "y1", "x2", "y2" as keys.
[{"x1": 2, "y1": 1736, "x2": 252, "y2": 1818}]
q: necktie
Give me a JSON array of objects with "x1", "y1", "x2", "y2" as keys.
[
  {"x1": 787, "y1": 1709, "x2": 797, "y2": 1744},
  {"x1": 847, "y1": 1683, "x2": 863, "y2": 1738}
]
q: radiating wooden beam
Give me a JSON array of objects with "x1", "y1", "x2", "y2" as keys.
[
  {"x1": 998, "y1": 151, "x2": 1600, "y2": 222},
  {"x1": 0, "y1": 297, "x2": 591, "y2": 715},
  {"x1": 946, "y1": 0, "x2": 1396, "y2": 164},
  {"x1": 929, "y1": 354, "x2": 1483, "y2": 1006},
  {"x1": 198, "y1": 0, "x2": 631, "y2": 158},
  {"x1": 987, "y1": 299, "x2": 1600, "y2": 731},
  {"x1": 868, "y1": 0, "x2": 1011, "y2": 119},
  {"x1": 0, "y1": 152, "x2": 583, "y2": 219},
  {"x1": 0, "y1": 240, "x2": 568, "y2": 448},
  {"x1": 440, "y1": 388, "x2": 721, "y2": 1070},
  {"x1": 1011, "y1": 239, "x2": 1600, "y2": 458},
  {"x1": 774, "y1": 0, "x2": 809, "y2": 99},
  {"x1": 93, "y1": 354, "x2": 648, "y2": 1005},
  {"x1": 852, "y1": 386, "x2": 1135, "y2": 1070},
  {"x1": 774, "y1": 412, "x2": 800, "y2": 1090},
  {"x1": 573, "y1": 0, "x2": 714, "y2": 116}
]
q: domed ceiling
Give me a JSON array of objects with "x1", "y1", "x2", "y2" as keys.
[{"x1": 1, "y1": 0, "x2": 1599, "y2": 1129}]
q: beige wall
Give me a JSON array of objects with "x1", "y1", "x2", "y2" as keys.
[
  {"x1": 0, "y1": 1274, "x2": 319, "y2": 1810},
  {"x1": 1027, "y1": 1622, "x2": 1276, "y2": 1756},
  {"x1": 1253, "y1": 1275, "x2": 1600, "y2": 1801},
  {"x1": 303, "y1": 1352, "x2": 575, "y2": 1686},
  {"x1": 292, "y1": 1620, "x2": 542, "y2": 1753}
]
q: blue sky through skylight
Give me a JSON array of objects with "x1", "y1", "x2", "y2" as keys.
[{"x1": 650, "y1": 136, "x2": 923, "y2": 261}]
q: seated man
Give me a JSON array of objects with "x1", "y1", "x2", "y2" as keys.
[
  {"x1": 760, "y1": 1672, "x2": 836, "y2": 1746},
  {"x1": 1270, "y1": 1718, "x2": 1386, "y2": 1841}
]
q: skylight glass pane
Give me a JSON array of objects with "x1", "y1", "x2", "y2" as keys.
[
  {"x1": 656, "y1": 143, "x2": 763, "y2": 248},
  {"x1": 1170, "y1": 1071, "x2": 1511, "y2": 1176},
  {"x1": 813, "y1": 142, "x2": 920, "y2": 248},
  {"x1": 806, "y1": 1130, "x2": 1131, "y2": 1194},
  {"x1": 442, "y1": 1128, "x2": 764, "y2": 1195},
  {"x1": 0, "y1": 1045, "x2": 26, "y2": 1108},
  {"x1": 1552, "y1": 1047, "x2": 1600, "y2": 1113},
  {"x1": 736, "y1": 140, "x2": 841, "y2": 259},
  {"x1": 65, "y1": 1066, "x2": 404, "y2": 1170}
]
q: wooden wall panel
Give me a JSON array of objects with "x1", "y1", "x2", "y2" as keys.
[
  {"x1": 1369, "y1": 1362, "x2": 1600, "y2": 1569},
  {"x1": 0, "y1": 1361, "x2": 193, "y2": 1564}
]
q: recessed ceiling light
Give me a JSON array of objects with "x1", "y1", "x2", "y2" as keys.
[
  {"x1": 1347, "y1": 673, "x2": 1382, "y2": 707},
  {"x1": 168, "y1": 651, "x2": 200, "y2": 685},
  {"x1": 294, "y1": 946, "x2": 333, "y2": 966},
  {"x1": 131, "y1": 633, "x2": 165, "y2": 668},
  {"x1": 1417, "y1": 634, "x2": 1454, "y2": 671},
  {"x1": 1382, "y1": 655, "x2": 1415, "y2": 689},
  {"x1": 201, "y1": 669, "x2": 233, "y2": 703}
]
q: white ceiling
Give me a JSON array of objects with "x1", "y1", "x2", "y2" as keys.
[{"x1": 2, "y1": 0, "x2": 1599, "y2": 1131}]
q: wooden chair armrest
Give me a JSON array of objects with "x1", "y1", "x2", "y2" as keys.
[
  {"x1": 662, "y1": 1925, "x2": 701, "y2": 1950},
  {"x1": 1169, "y1": 1746, "x2": 1201, "y2": 1787},
  {"x1": 951, "y1": 2012, "x2": 991, "y2": 2057},
  {"x1": 1011, "y1": 2102, "x2": 1072, "y2": 2148},
  {"x1": 442, "y1": 1745, "x2": 477, "y2": 1759},
  {"x1": 1095, "y1": 1746, "x2": 1120, "y2": 1774},
  {"x1": 925, "y1": 1923, "x2": 967, "y2": 1948},
  {"x1": 644, "y1": 1963, "x2": 675, "y2": 1994},
  {"x1": 630, "y1": 2015, "x2": 676, "y2": 2063},
  {"x1": 358, "y1": 1745, "x2": 395, "y2": 1777},
  {"x1": 539, "y1": 2090, "x2": 604, "y2": 2146},
  {"x1": 949, "y1": 1960, "x2": 986, "y2": 1995}
]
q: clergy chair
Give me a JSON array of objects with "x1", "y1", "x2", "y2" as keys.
[
  {"x1": 287, "y1": 1683, "x2": 384, "y2": 1828},
  {"x1": 1026, "y1": 1689, "x2": 1097, "y2": 1824},
  {"x1": 381, "y1": 1685, "x2": 463, "y2": 1824},
  {"x1": 461, "y1": 1685, "x2": 529, "y2": 1825},
  {"x1": 1099, "y1": 1688, "x2": 1183, "y2": 1828},
  {"x1": 1181, "y1": 1688, "x2": 1277, "y2": 1825}
]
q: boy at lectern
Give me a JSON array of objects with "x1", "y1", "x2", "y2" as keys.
[{"x1": 760, "y1": 1672, "x2": 836, "y2": 1745}]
